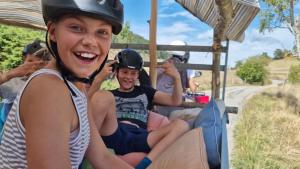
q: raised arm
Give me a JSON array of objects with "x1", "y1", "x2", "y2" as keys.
[
  {"x1": 87, "y1": 60, "x2": 117, "y2": 99},
  {"x1": 153, "y1": 62, "x2": 183, "y2": 106},
  {"x1": 0, "y1": 61, "x2": 45, "y2": 85}
]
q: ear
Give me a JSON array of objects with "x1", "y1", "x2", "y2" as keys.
[{"x1": 47, "y1": 22, "x2": 57, "y2": 42}]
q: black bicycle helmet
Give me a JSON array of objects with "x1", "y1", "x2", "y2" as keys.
[
  {"x1": 115, "y1": 49, "x2": 143, "y2": 71},
  {"x1": 42, "y1": 0, "x2": 124, "y2": 34}
]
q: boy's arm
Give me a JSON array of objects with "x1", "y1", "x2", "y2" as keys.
[
  {"x1": 188, "y1": 77, "x2": 197, "y2": 93},
  {"x1": 87, "y1": 61, "x2": 116, "y2": 99},
  {"x1": 0, "y1": 61, "x2": 44, "y2": 85},
  {"x1": 153, "y1": 62, "x2": 183, "y2": 106}
]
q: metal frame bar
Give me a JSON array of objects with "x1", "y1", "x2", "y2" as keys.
[{"x1": 222, "y1": 40, "x2": 230, "y2": 101}]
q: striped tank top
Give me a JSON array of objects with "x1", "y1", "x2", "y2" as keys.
[{"x1": 0, "y1": 69, "x2": 90, "y2": 169}]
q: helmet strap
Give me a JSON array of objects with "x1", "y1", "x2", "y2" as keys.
[{"x1": 45, "y1": 31, "x2": 108, "y2": 96}]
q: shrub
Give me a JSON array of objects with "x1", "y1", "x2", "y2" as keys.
[
  {"x1": 288, "y1": 64, "x2": 300, "y2": 84},
  {"x1": 273, "y1": 49, "x2": 285, "y2": 60},
  {"x1": 237, "y1": 60, "x2": 268, "y2": 84}
]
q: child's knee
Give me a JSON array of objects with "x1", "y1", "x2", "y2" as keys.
[{"x1": 171, "y1": 119, "x2": 190, "y2": 133}]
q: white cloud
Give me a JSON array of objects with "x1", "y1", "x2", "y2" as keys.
[
  {"x1": 130, "y1": 14, "x2": 295, "y2": 68},
  {"x1": 159, "y1": 22, "x2": 195, "y2": 35},
  {"x1": 157, "y1": 22, "x2": 196, "y2": 44},
  {"x1": 162, "y1": 0, "x2": 175, "y2": 6},
  {"x1": 197, "y1": 30, "x2": 213, "y2": 43},
  {"x1": 159, "y1": 11, "x2": 198, "y2": 20},
  {"x1": 187, "y1": 28, "x2": 295, "y2": 67}
]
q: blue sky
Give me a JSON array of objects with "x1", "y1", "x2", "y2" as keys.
[{"x1": 121, "y1": 0, "x2": 298, "y2": 67}]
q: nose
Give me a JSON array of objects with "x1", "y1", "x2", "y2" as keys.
[{"x1": 81, "y1": 33, "x2": 97, "y2": 49}]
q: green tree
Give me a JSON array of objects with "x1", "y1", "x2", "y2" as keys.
[
  {"x1": 113, "y1": 22, "x2": 148, "y2": 44},
  {"x1": 237, "y1": 59, "x2": 268, "y2": 84},
  {"x1": 273, "y1": 48, "x2": 285, "y2": 59},
  {"x1": 259, "y1": 0, "x2": 300, "y2": 58},
  {"x1": 0, "y1": 25, "x2": 45, "y2": 71}
]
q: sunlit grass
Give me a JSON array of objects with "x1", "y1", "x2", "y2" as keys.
[{"x1": 232, "y1": 86, "x2": 300, "y2": 169}]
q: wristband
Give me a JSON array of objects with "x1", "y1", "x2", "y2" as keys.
[{"x1": 135, "y1": 157, "x2": 152, "y2": 169}]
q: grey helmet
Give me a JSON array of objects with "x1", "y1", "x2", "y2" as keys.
[
  {"x1": 42, "y1": 0, "x2": 124, "y2": 34},
  {"x1": 169, "y1": 40, "x2": 190, "y2": 63}
]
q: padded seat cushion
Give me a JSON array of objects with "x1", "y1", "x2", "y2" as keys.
[{"x1": 148, "y1": 128, "x2": 209, "y2": 169}]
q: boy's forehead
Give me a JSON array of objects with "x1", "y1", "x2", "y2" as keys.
[
  {"x1": 119, "y1": 67, "x2": 139, "y2": 73},
  {"x1": 60, "y1": 14, "x2": 111, "y2": 25}
]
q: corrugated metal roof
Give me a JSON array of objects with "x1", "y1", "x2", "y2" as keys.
[{"x1": 176, "y1": 0, "x2": 260, "y2": 42}]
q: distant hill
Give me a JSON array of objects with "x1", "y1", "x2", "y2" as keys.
[
  {"x1": 267, "y1": 57, "x2": 300, "y2": 80},
  {"x1": 109, "y1": 22, "x2": 168, "y2": 61}
]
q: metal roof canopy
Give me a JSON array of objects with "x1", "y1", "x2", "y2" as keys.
[{"x1": 176, "y1": 0, "x2": 260, "y2": 42}]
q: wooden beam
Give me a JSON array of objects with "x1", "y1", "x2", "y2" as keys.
[
  {"x1": 180, "y1": 102, "x2": 238, "y2": 114},
  {"x1": 143, "y1": 62, "x2": 226, "y2": 71},
  {"x1": 107, "y1": 59, "x2": 226, "y2": 71},
  {"x1": 149, "y1": 0, "x2": 158, "y2": 88},
  {"x1": 111, "y1": 43, "x2": 228, "y2": 53}
]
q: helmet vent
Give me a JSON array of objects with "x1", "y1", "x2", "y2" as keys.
[{"x1": 96, "y1": 0, "x2": 106, "y2": 5}]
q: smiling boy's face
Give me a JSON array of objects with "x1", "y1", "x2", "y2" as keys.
[
  {"x1": 117, "y1": 67, "x2": 139, "y2": 91},
  {"x1": 48, "y1": 15, "x2": 113, "y2": 78}
]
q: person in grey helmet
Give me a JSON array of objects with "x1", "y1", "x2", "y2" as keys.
[{"x1": 0, "y1": 0, "x2": 134, "y2": 169}]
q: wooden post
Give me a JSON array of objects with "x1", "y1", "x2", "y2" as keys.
[
  {"x1": 149, "y1": 0, "x2": 158, "y2": 88},
  {"x1": 212, "y1": 0, "x2": 233, "y2": 99},
  {"x1": 212, "y1": 29, "x2": 221, "y2": 99}
]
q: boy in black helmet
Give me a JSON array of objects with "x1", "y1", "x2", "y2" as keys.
[
  {"x1": 91, "y1": 48, "x2": 190, "y2": 168},
  {"x1": 0, "y1": 0, "x2": 134, "y2": 169}
]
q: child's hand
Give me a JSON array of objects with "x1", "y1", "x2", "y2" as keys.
[
  {"x1": 94, "y1": 60, "x2": 117, "y2": 82},
  {"x1": 157, "y1": 62, "x2": 180, "y2": 80}
]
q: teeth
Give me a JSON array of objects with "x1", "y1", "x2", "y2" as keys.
[{"x1": 77, "y1": 52, "x2": 96, "y2": 58}]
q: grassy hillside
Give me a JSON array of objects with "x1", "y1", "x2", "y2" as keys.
[
  {"x1": 193, "y1": 69, "x2": 245, "y2": 91},
  {"x1": 267, "y1": 57, "x2": 300, "y2": 80}
]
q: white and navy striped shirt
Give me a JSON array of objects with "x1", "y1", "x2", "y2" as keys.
[{"x1": 0, "y1": 69, "x2": 90, "y2": 169}]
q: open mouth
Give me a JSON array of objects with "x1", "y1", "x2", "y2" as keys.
[{"x1": 74, "y1": 52, "x2": 98, "y2": 62}]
